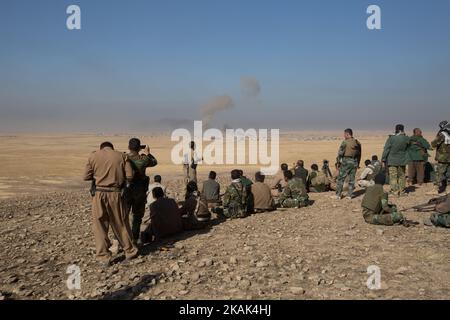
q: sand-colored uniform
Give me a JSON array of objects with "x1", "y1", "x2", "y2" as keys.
[
  {"x1": 357, "y1": 165, "x2": 376, "y2": 188},
  {"x1": 271, "y1": 170, "x2": 288, "y2": 197},
  {"x1": 307, "y1": 170, "x2": 329, "y2": 193},
  {"x1": 252, "y1": 181, "x2": 275, "y2": 212},
  {"x1": 83, "y1": 147, "x2": 138, "y2": 262}
]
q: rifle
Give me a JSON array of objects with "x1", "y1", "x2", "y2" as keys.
[{"x1": 402, "y1": 196, "x2": 447, "y2": 212}]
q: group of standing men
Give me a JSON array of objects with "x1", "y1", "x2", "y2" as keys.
[
  {"x1": 331, "y1": 124, "x2": 450, "y2": 199},
  {"x1": 330, "y1": 123, "x2": 450, "y2": 228}
]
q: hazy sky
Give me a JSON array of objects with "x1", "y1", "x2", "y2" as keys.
[{"x1": 1, "y1": 0, "x2": 449, "y2": 133}]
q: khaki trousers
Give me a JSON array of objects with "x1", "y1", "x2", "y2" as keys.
[
  {"x1": 408, "y1": 161, "x2": 425, "y2": 185},
  {"x1": 92, "y1": 191, "x2": 138, "y2": 261}
]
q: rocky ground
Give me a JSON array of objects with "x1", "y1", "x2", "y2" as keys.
[{"x1": 0, "y1": 178, "x2": 449, "y2": 300}]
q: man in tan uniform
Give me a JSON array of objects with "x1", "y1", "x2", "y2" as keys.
[
  {"x1": 252, "y1": 172, "x2": 275, "y2": 213},
  {"x1": 83, "y1": 142, "x2": 138, "y2": 265}
]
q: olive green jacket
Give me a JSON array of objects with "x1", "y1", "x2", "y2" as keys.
[
  {"x1": 382, "y1": 133, "x2": 410, "y2": 166},
  {"x1": 408, "y1": 135, "x2": 431, "y2": 161}
]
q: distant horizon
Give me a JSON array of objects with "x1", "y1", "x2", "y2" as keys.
[
  {"x1": 0, "y1": 126, "x2": 440, "y2": 136},
  {"x1": 1, "y1": 0, "x2": 449, "y2": 132}
]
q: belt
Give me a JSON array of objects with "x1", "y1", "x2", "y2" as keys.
[{"x1": 96, "y1": 187, "x2": 121, "y2": 192}]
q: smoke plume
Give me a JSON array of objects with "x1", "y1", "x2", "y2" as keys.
[
  {"x1": 240, "y1": 76, "x2": 261, "y2": 98},
  {"x1": 200, "y1": 95, "x2": 235, "y2": 129}
]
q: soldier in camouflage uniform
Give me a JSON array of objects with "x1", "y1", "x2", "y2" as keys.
[
  {"x1": 278, "y1": 170, "x2": 309, "y2": 208},
  {"x1": 427, "y1": 195, "x2": 450, "y2": 228},
  {"x1": 361, "y1": 173, "x2": 405, "y2": 226},
  {"x1": 332, "y1": 128, "x2": 361, "y2": 200},
  {"x1": 307, "y1": 164, "x2": 329, "y2": 192},
  {"x1": 431, "y1": 122, "x2": 450, "y2": 194},
  {"x1": 221, "y1": 169, "x2": 248, "y2": 219},
  {"x1": 127, "y1": 138, "x2": 158, "y2": 242}
]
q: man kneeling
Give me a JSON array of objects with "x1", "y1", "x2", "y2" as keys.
[{"x1": 361, "y1": 173, "x2": 405, "y2": 225}]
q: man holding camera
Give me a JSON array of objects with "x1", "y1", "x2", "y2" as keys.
[{"x1": 127, "y1": 138, "x2": 158, "y2": 243}]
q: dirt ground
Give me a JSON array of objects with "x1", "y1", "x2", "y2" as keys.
[{"x1": 0, "y1": 131, "x2": 448, "y2": 300}]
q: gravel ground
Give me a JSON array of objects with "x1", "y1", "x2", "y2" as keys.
[{"x1": 0, "y1": 179, "x2": 449, "y2": 300}]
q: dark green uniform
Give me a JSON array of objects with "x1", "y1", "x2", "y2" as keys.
[
  {"x1": 336, "y1": 137, "x2": 361, "y2": 197},
  {"x1": 127, "y1": 152, "x2": 157, "y2": 240},
  {"x1": 240, "y1": 176, "x2": 254, "y2": 214},
  {"x1": 382, "y1": 133, "x2": 410, "y2": 195},
  {"x1": 278, "y1": 177, "x2": 309, "y2": 208},
  {"x1": 431, "y1": 133, "x2": 450, "y2": 193},
  {"x1": 293, "y1": 166, "x2": 309, "y2": 186},
  {"x1": 222, "y1": 180, "x2": 248, "y2": 219},
  {"x1": 408, "y1": 135, "x2": 431, "y2": 161},
  {"x1": 407, "y1": 135, "x2": 431, "y2": 185},
  {"x1": 361, "y1": 184, "x2": 404, "y2": 225}
]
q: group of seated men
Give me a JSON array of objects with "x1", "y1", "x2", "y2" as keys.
[
  {"x1": 270, "y1": 156, "x2": 382, "y2": 195},
  {"x1": 139, "y1": 167, "x2": 313, "y2": 244},
  {"x1": 139, "y1": 155, "x2": 449, "y2": 244}
]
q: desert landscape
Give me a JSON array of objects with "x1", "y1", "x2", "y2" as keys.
[{"x1": 0, "y1": 130, "x2": 449, "y2": 300}]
